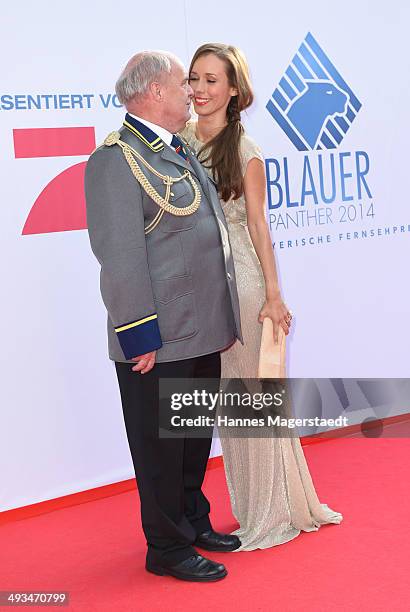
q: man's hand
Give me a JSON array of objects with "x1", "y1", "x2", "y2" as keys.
[{"x1": 131, "y1": 351, "x2": 156, "y2": 374}]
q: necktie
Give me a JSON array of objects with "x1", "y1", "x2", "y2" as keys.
[{"x1": 171, "y1": 134, "x2": 189, "y2": 161}]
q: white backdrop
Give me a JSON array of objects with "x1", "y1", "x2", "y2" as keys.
[{"x1": 1, "y1": 0, "x2": 409, "y2": 511}]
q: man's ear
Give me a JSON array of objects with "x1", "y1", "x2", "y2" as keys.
[{"x1": 150, "y1": 81, "x2": 163, "y2": 101}]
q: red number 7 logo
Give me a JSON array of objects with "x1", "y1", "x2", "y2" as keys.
[{"x1": 14, "y1": 127, "x2": 96, "y2": 235}]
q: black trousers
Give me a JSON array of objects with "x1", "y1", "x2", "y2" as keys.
[{"x1": 115, "y1": 351, "x2": 221, "y2": 566}]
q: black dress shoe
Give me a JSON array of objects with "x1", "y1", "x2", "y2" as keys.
[
  {"x1": 194, "y1": 529, "x2": 241, "y2": 552},
  {"x1": 146, "y1": 553, "x2": 227, "y2": 582}
]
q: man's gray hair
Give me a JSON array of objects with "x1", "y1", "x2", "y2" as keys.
[{"x1": 115, "y1": 50, "x2": 180, "y2": 105}]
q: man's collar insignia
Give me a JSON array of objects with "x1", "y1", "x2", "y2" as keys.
[{"x1": 123, "y1": 113, "x2": 164, "y2": 152}]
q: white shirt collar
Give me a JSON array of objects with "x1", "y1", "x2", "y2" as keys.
[{"x1": 127, "y1": 113, "x2": 173, "y2": 147}]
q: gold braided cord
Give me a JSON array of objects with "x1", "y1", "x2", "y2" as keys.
[
  {"x1": 103, "y1": 132, "x2": 201, "y2": 222},
  {"x1": 120, "y1": 144, "x2": 201, "y2": 216},
  {"x1": 144, "y1": 209, "x2": 164, "y2": 235}
]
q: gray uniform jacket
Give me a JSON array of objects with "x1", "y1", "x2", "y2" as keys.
[{"x1": 85, "y1": 114, "x2": 242, "y2": 363}]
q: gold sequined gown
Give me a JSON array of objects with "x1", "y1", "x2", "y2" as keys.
[{"x1": 182, "y1": 122, "x2": 342, "y2": 551}]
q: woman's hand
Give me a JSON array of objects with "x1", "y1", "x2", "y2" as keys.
[{"x1": 258, "y1": 296, "x2": 292, "y2": 343}]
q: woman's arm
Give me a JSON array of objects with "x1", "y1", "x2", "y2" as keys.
[{"x1": 244, "y1": 157, "x2": 292, "y2": 341}]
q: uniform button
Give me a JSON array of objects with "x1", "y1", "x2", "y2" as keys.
[{"x1": 227, "y1": 273, "x2": 232, "y2": 280}]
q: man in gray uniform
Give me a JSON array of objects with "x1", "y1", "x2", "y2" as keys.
[{"x1": 85, "y1": 51, "x2": 242, "y2": 582}]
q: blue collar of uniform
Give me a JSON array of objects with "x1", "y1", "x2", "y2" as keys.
[{"x1": 123, "y1": 113, "x2": 165, "y2": 152}]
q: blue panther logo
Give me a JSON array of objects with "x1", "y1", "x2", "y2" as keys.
[
  {"x1": 287, "y1": 81, "x2": 348, "y2": 149},
  {"x1": 266, "y1": 32, "x2": 361, "y2": 151}
]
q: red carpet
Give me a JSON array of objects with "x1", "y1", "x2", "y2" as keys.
[{"x1": 1, "y1": 423, "x2": 409, "y2": 611}]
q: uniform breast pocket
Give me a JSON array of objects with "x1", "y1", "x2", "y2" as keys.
[{"x1": 152, "y1": 275, "x2": 198, "y2": 343}]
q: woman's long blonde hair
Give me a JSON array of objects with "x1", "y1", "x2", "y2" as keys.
[{"x1": 189, "y1": 43, "x2": 254, "y2": 202}]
